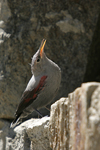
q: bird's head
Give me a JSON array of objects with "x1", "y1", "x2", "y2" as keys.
[{"x1": 31, "y1": 39, "x2": 47, "y2": 76}]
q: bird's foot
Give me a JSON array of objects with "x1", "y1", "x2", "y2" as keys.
[
  {"x1": 35, "y1": 109, "x2": 43, "y2": 118},
  {"x1": 45, "y1": 106, "x2": 50, "y2": 111}
]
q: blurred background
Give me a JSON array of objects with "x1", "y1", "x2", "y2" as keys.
[{"x1": 0, "y1": 0, "x2": 100, "y2": 120}]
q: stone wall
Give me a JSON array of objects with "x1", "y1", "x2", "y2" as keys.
[
  {"x1": 49, "y1": 82, "x2": 100, "y2": 150},
  {"x1": 0, "y1": 0, "x2": 100, "y2": 119},
  {"x1": 0, "y1": 1, "x2": 100, "y2": 149},
  {"x1": 0, "y1": 82, "x2": 100, "y2": 149}
]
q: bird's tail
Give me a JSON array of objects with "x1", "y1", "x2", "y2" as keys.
[{"x1": 10, "y1": 113, "x2": 21, "y2": 128}]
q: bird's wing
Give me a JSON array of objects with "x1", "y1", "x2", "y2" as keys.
[{"x1": 15, "y1": 75, "x2": 47, "y2": 116}]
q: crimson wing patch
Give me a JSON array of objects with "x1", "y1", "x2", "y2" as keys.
[{"x1": 15, "y1": 76, "x2": 47, "y2": 116}]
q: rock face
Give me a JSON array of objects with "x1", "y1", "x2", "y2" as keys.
[
  {"x1": 69, "y1": 82, "x2": 100, "y2": 150},
  {"x1": 0, "y1": 0, "x2": 11, "y2": 43},
  {"x1": 0, "y1": 1, "x2": 100, "y2": 149},
  {"x1": 49, "y1": 98, "x2": 69, "y2": 150},
  {"x1": 49, "y1": 82, "x2": 100, "y2": 150},
  {"x1": 0, "y1": 117, "x2": 51, "y2": 150},
  {"x1": 0, "y1": 0, "x2": 100, "y2": 119},
  {"x1": 0, "y1": 82, "x2": 100, "y2": 149}
]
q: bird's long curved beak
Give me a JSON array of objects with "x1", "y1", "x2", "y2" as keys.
[{"x1": 40, "y1": 39, "x2": 46, "y2": 57}]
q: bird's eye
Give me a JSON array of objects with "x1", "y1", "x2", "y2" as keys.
[{"x1": 37, "y1": 58, "x2": 40, "y2": 62}]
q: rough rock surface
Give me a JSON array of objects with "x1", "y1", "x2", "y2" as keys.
[
  {"x1": 0, "y1": 117, "x2": 51, "y2": 150},
  {"x1": 0, "y1": 83, "x2": 100, "y2": 149},
  {"x1": 0, "y1": 119, "x2": 11, "y2": 150},
  {"x1": 0, "y1": 1, "x2": 100, "y2": 149},
  {"x1": 0, "y1": 0, "x2": 100, "y2": 119},
  {"x1": 69, "y1": 82, "x2": 100, "y2": 150},
  {"x1": 0, "y1": 0, "x2": 11, "y2": 43},
  {"x1": 49, "y1": 97, "x2": 69, "y2": 150},
  {"x1": 49, "y1": 82, "x2": 100, "y2": 150}
]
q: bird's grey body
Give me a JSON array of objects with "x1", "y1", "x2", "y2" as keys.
[
  {"x1": 11, "y1": 39, "x2": 61, "y2": 127},
  {"x1": 22, "y1": 54, "x2": 61, "y2": 118}
]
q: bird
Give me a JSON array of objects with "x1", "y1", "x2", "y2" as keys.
[{"x1": 10, "y1": 39, "x2": 61, "y2": 128}]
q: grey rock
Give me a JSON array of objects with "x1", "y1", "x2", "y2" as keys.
[
  {"x1": 0, "y1": 20, "x2": 5, "y2": 28},
  {"x1": 1, "y1": 82, "x2": 100, "y2": 149},
  {"x1": 56, "y1": 17, "x2": 85, "y2": 33},
  {"x1": 68, "y1": 82, "x2": 100, "y2": 150},
  {"x1": 0, "y1": 0, "x2": 100, "y2": 122},
  {"x1": 12, "y1": 117, "x2": 50, "y2": 150},
  {"x1": 45, "y1": 12, "x2": 59, "y2": 19},
  {"x1": 0, "y1": 0, "x2": 11, "y2": 21},
  {"x1": 0, "y1": 119, "x2": 11, "y2": 150},
  {"x1": 0, "y1": 117, "x2": 51, "y2": 150},
  {"x1": 49, "y1": 97, "x2": 69, "y2": 150},
  {"x1": 49, "y1": 82, "x2": 100, "y2": 150},
  {"x1": 0, "y1": 28, "x2": 10, "y2": 41},
  {"x1": 0, "y1": 0, "x2": 11, "y2": 43}
]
